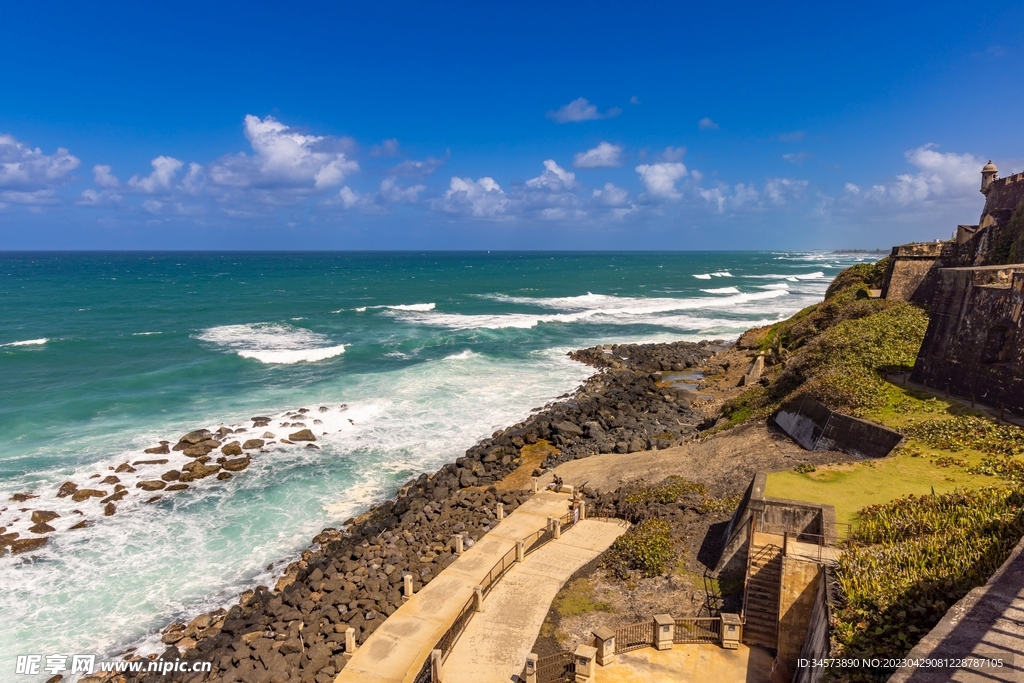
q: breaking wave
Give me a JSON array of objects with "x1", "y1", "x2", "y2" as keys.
[{"x1": 195, "y1": 323, "x2": 346, "y2": 365}]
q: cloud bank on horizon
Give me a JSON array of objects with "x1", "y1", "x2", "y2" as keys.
[
  {"x1": 0, "y1": 0, "x2": 1021, "y2": 249},
  {"x1": 1, "y1": 115, "x2": 1004, "y2": 239}
]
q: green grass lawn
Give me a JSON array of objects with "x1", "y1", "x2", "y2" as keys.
[{"x1": 765, "y1": 381, "x2": 1015, "y2": 526}]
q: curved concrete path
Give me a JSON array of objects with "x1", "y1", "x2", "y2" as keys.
[
  {"x1": 443, "y1": 518, "x2": 629, "y2": 683},
  {"x1": 335, "y1": 490, "x2": 574, "y2": 683}
]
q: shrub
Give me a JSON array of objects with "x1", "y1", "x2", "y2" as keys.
[{"x1": 603, "y1": 518, "x2": 675, "y2": 578}]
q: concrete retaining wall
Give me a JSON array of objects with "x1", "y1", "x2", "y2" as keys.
[
  {"x1": 792, "y1": 571, "x2": 832, "y2": 683},
  {"x1": 774, "y1": 397, "x2": 904, "y2": 459}
]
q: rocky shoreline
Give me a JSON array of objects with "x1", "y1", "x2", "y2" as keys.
[{"x1": 80, "y1": 339, "x2": 725, "y2": 683}]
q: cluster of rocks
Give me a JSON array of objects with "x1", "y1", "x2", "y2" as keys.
[
  {"x1": 94, "y1": 340, "x2": 721, "y2": 682},
  {"x1": 111, "y1": 485, "x2": 531, "y2": 683},
  {"x1": 1, "y1": 409, "x2": 332, "y2": 557}
]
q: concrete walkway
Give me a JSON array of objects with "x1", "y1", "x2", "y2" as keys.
[
  {"x1": 444, "y1": 518, "x2": 629, "y2": 683},
  {"x1": 593, "y1": 644, "x2": 774, "y2": 683},
  {"x1": 335, "y1": 490, "x2": 575, "y2": 683}
]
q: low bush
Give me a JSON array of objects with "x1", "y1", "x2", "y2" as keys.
[{"x1": 603, "y1": 518, "x2": 675, "y2": 578}]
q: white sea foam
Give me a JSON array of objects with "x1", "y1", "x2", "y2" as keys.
[
  {"x1": 710, "y1": 271, "x2": 734, "y2": 277},
  {"x1": 700, "y1": 287, "x2": 741, "y2": 294},
  {"x1": 444, "y1": 349, "x2": 475, "y2": 360},
  {"x1": 384, "y1": 303, "x2": 435, "y2": 312},
  {"x1": 794, "y1": 271, "x2": 826, "y2": 280},
  {"x1": 757, "y1": 283, "x2": 790, "y2": 290},
  {"x1": 196, "y1": 323, "x2": 345, "y2": 365},
  {"x1": 392, "y1": 290, "x2": 789, "y2": 330},
  {"x1": 132, "y1": 332, "x2": 162, "y2": 336},
  {"x1": 1, "y1": 338, "x2": 48, "y2": 347},
  {"x1": 692, "y1": 273, "x2": 712, "y2": 279}
]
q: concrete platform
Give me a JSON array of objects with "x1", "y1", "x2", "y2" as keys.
[
  {"x1": 444, "y1": 518, "x2": 629, "y2": 683},
  {"x1": 593, "y1": 643, "x2": 775, "y2": 683},
  {"x1": 335, "y1": 490, "x2": 575, "y2": 683}
]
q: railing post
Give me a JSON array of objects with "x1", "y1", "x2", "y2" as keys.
[
  {"x1": 532, "y1": 477, "x2": 538, "y2": 493},
  {"x1": 654, "y1": 614, "x2": 674, "y2": 650},
  {"x1": 574, "y1": 645, "x2": 597, "y2": 682},
  {"x1": 496, "y1": 502, "x2": 504, "y2": 521},
  {"x1": 579, "y1": 499, "x2": 586, "y2": 520},
  {"x1": 403, "y1": 573, "x2": 414, "y2": 599},
  {"x1": 720, "y1": 614, "x2": 742, "y2": 649},
  {"x1": 473, "y1": 585, "x2": 484, "y2": 612},
  {"x1": 345, "y1": 626, "x2": 356, "y2": 654},
  {"x1": 552, "y1": 518, "x2": 561, "y2": 539},
  {"x1": 524, "y1": 653, "x2": 538, "y2": 683},
  {"x1": 430, "y1": 648, "x2": 443, "y2": 683},
  {"x1": 516, "y1": 539, "x2": 525, "y2": 563},
  {"x1": 593, "y1": 627, "x2": 616, "y2": 666},
  {"x1": 454, "y1": 533, "x2": 464, "y2": 555}
]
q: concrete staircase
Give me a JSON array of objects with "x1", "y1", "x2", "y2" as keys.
[{"x1": 743, "y1": 535, "x2": 783, "y2": 650}]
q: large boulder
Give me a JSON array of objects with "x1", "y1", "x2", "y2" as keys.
[
  {"x1": 57, "y1": 481, "x2": 78, "y2": 498},
  {"x1": 552, "y1": 421, "x2": 583, "y2": 438},
  {"x1": 222, "y1": 457, "x2": 250, "y2": 472},
  {"x1": 289, "y1": 429, "x2": 316, "y2": 442},
  {"x1": 10, "y1": 537, "x2": 47, "y2": 554},
  {"x1": 71, "y1": 489, "x2": 107, "y2": 502},
  {"x1": 179, "y1": 430, "x2": 212, "y2": 445},
  {"x1": 31, "y1": 510, "x2": 60, "y2": 524},
  {"x1": 180, "y1": 463, "x2": 220, "y2": 481},
  {"x1": 28, "y1": 522, "x2": 55, "y2": 534},
  {"x1": 137, "y1": 480, "x2": 167, "y2": 491},
  {"x1": 242, "y1": 439, "x2": 265, "y2": 450},
  {"x1": 145, "y1": 444, "x2": 170, "y2": 455},
  {"x1": 220, "y1": 441, "x2": 243, "y2": 456}
]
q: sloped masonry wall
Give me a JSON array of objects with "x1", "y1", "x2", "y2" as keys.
[
  {"x1": 791, "y1": 570, "x2": 833, "y2": 683},
  {"x1": 912, "y1": 266, "x2": 1024, "y2": 416},
  {"x1": 773, "y1": 397, "x2": 904, "y2": 459}
]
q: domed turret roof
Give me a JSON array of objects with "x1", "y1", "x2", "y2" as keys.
[{"x1": 983, "y1": 160, "x2": 998, "y2": 173}]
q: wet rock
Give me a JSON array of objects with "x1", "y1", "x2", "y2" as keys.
[
  {"x1": 99, "y1": 475, "x2": 120, "y2": 485},
  {"x1": 289, "y1": 429, "x2": 316, "y2": 442},
  {"x1": 319, "y1": 406, "x2": 329, "y2": 413},
  {"x1": 0, "y1": 531, "x2": 19, "y2": 546},
  {"x1": 217, "y1": 472, "x2": 232, "y2": 480},
  {"x1": 221, "y1": 441, "x2": 243, "y2": 456},
  {"x1": 9, "y1": 493, "x2": 37, "y2": 503},
  {"x1": 242, "y1": 439, "x2": 265, "y2": 450},
  {"x1": 115, "y1": 463, "x2": 137, "y2": 474},
  {"x1": 71, "y1": 489, "x2": 107, "y2": 502},
  {"x1": 180, "y1": 462, "x2": 220, "y2": 481},
  {"x1": 262, "y1": 432, "x2": 275, "y2": 439},
  {"x1": 180, "y1": 429, "x2": 212, "y2": 445},
  {"x1": 29, "y1": 522, "x2": 55, "y2": 534},
  {"x1": 144, "y1": 496, "x2": 162, "y2": 503},
  {"x1": 10, "y1": 537, "x2": 47, "y2": 554},
  {"x1": 251, "y1": 416, "x2": 270, "y2": 423},
  {"x1": 552, "y1": 420, "x2": 583, "y2": 437},
  {"x1": 104, "y1": 502, "x2": 116, "y2": 517},
  {"x1": 145, "y1": 444, "x2": 170, "y2": 455},
  {"x1": 280, "y1": 439, "x2": 294, "y2": 444},
  {"x1": 31, "y1": 510, "x2": 60, "y2": 524},
  {"x1": 101, "y1": 490, "x2": 128, "y2": 504},
  {"x1": 222, "y1": 457, "x2": 250, "y2": 472},
  {"x1": 69, "y1": 520, "x2": 90, "y2": 530},
  {"x1": 137, "y1": 480, "x2": 167, "y2": 491},
  {"x1": 133, "y1": 459, "x2": 169, "y2": 466},
  {"x1": 166, "y1": 484, "x2": 189, "y2": 491},
  {"x1": 161, "y1": 470, "x2": 181, "y2": 482},
  {"x1": 306, "y1": 443, "x2": 321, "y2": 450},
  {"x1": 57, "y1": 482, "x2": 79, "y2": 498}
]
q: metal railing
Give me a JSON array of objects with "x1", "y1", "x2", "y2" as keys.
[
  {"x1": 480, "y1": 545, "x2": 518, "y2": 598},
  {"x1": 534, "y1": 650, "x2": 575, "y2": 683},
  {"x1": 614, "y1": 620, "x2": 655, "y2": 653},
  {"x1": 673, "y1": 617, "x2": 721, "y2": 643}
]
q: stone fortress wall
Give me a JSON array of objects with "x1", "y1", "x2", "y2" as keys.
[{"x1": 881, "y1": 159, "x2": 1024, "y2": 416}]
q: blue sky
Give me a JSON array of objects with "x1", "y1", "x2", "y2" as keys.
[{"x1": 1, "y1": 0, "x2": 1022, "y2": 250}]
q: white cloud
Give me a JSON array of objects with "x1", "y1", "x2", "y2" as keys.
[
  {"x1": 844, "y1": 183, "x2": 861, "y2": 194},
  {"x1": 338, "y1": 186, "x2": 363, "y2": 209},
  {"x1": 764, "y1": 177, "x2": 808, "y2": 204},
  {"x1": 847, "y1": 144, "x2": 982, "y2": 206},
  {"x1": 128, "y1": 156, "x2": 184, "y2": 193},
  {"x1": 629, "y1": 95, "x2": 640, "y2": 105},
  {"x1": 0, "y1": 134, "x2": 80, "y2": 190},
  {"x1": 573, "y1": 142, "x2": 622, "y2": 169},
  {"x1": 207, "y1": 115, "x2": 358, "y2": 190},
  {"x1": 379, "y1": 177, "x2": 424, "y2": 204},
  {"x1": 661, "y1": 146, "x2": 686, "y2": 162},
  {"x1": 698, "y1": 117, "x2": 719, "y2": 130},
  {"x1": 525, "y1": 160, "x2": 576, "y2": 191},
  {"x1": 92, "y1": 164, "x2": 120, "y2": 188},
  {"x1": 592, "y1": 182, "x2": 629, "y2": 206},
  {"x1": 371, "y1": 138, "x2": 400, "y2": 156},
  {"x1": 388, "y1": 155, "x2": 447, "y2": 177},
  {"x1": 782, "y1": 152, "x2": 811, "y2": 164},
  {"x1": 546, "y1": 98, "x2": 622, "y2": 123},
  {"x1": 635, "y1": 162, "x2": 687, "y2": 200},
  {"x1": 142, "y1": 199, "x2": 164, "y2": 214},
  {"x1": 435, "y1": 177, "x2": 509, "y2": 217}
]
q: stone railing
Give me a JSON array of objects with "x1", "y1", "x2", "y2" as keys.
[
  {"x1": 524, "y1": 612, "x2": 741, "y2": 682},
  {"x1": 413, "y1": 498, "x2": 587, "y2": 683}
]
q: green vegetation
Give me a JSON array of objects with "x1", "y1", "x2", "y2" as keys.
[
  {"x1": 829, "y1": 488, "x2": 1024, "y2": 682},
  {"x1": 552, "y1": 578, "x2": 613, "y2": 618},
  {"x1": 824, "y1": 256, "x2": 890, "y2": 300},
  {"x1": 603, "y1": 518, "x2": 676, "y2": 578},
  {"x1": 623, "y1": 475, "x2": 706, "y2": 505}
]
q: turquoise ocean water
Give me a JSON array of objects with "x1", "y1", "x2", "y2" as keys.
[{"x1": 0, "y1": 251, "x2": 867, "y2": 677}]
